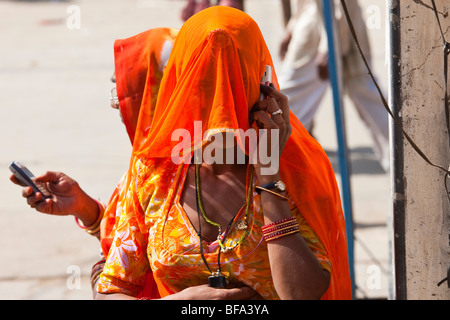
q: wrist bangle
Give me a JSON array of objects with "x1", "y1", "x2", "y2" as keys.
[
  {"x1": 262, "y1": 217, "x2": 296, "y2": 230},
  {"x1": 255, "y1": 186, "x2": 289, "y2": 200},
  {"x1": 255, "y1": 180, "x2": 288, "y2": 200},
  {"x1": 75, "y1": 200, "x2": 105, "y2": 236},
  {"x1": 264, "y1": 226, "x2": 300, "y2": 242},
  {"x1": 257, "y1": 181, "x2": 286, "y2": 193},
  {"x1": 261, "y1": 219, "x2": 298, "y2": 234},
  {"x1": 262, "y1": 217, "x2": 300, "y2": 242},
  {"x1": 90, "y1": 258, "x2": 106, "y2": 290}
]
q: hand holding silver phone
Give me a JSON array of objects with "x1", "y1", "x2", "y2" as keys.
[
  {"x1": 260, "y1": 65, "x2": 272, "y2": 101},
  {"x1": 9, "y1": 161, "x2": 51, "y2": 198}
]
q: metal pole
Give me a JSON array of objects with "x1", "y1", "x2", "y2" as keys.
[
  {"x1": 388, "y1": 1, "x2": 406, "y2": 300},
  {"x1": 321, "y1": 0, "x2": 355, "y2": 298}
]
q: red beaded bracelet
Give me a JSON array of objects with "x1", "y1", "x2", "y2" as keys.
[
  {"x1": 264, "y1": 225, "x2": 300, "y2": 242},
  {"x1": 261, "y1": 217, "x2": 300, "y2": 242},
  {"x1": 261, "y1": 220, "x2": 298, "y2": 234},
  {"x1": 261, "y1": 217, "x2": 297, "y2": 231}
]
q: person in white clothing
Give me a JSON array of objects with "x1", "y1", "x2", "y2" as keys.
[{"x1": 279, "y1": 0, "x2": 389, "y2": 171}]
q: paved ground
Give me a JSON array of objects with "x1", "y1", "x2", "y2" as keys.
[{"x1": 0, "y1": 0, "x2": 391, "y2": 299}]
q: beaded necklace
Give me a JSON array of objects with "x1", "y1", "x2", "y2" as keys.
[{"x1": 194, "y1": 163, "x2": 253, "y2": 287}]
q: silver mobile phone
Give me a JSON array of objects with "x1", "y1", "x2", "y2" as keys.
[
  {"x1": 260, "y1": 65, "x2": 272, "y2": 100},
  {"x1": 9, "y1": 161, "x2": 51, "y2": 198}
]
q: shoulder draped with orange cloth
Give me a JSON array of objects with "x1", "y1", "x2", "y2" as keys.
[{"x1": 98, "y1": 7, "x2": 351, "y2": 300}]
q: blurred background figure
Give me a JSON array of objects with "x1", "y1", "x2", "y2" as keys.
[
  {"x1": 181, "y1": 0, "x2": 244, "y2": 21},
  {"x1": 278, "y1": 0, "x2": 389, "y2": 172}
]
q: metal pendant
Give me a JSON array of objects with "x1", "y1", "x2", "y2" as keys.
[
  {"x1": 208, "y1": 273, "x2": 228, "y2": 288},
  {"x1": 235, "y1": 219, "x2": 248, "y2": 231}
]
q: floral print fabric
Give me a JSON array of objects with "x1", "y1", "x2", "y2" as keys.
[{"x1": 98, "y1": 156, "x2": 330, "y2": 299}]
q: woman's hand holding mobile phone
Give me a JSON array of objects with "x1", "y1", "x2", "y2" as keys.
[{"x1": 10, "y1": 167, "x2": 100, "y2": 226}]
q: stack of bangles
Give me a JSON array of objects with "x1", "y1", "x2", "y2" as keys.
[
  {"x1": 90, "y1": 258, "x2": 106, "y2": 290},
  {"x1": 75, "y1": 200, "x2": 105, "y2": 239},
  {"x1": 261, "y1": 217, "x2": 300, "y2": 242}
]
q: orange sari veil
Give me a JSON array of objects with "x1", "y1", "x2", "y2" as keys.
[
  {"x1": 133, "y1": 7, "x2": 273, "y2": 158},
  {"x1": 114, "y1": 27, "x2": 178, "y2": 144}
]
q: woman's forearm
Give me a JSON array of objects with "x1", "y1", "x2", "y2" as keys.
[
  {"x1": 258, "y1": 174, "x2": 330, "y2": 299},
  {"x1": 72, "y1": 193, "x2": 101, "y2": 227},
  {"x1": 94, "y1": 284, "x2": 259, "y2": 300}
]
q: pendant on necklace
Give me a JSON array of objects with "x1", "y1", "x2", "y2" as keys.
[
  {"x1": 235, "y1": 219, "x2": 248, "y2": 231},
  {"x1": 209, "y1": 272, "x2": 228, "y2": 288}
]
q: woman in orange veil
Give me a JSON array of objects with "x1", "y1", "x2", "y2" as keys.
[
  {"x1": 98, "y1": 27, "x2": 178, "y2": 299},
  {"x1": 100, "y1": 26, "x2": 255, "y2": 300},
  {"x1": 98, "y1": 6, "x2": 351, "y2": 300}
]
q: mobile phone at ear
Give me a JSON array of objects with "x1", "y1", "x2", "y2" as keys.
[
  {"x1": 9, "y1": 161, "x2": 51, "y2": 198},
  {"x1": 260, "y1": 65, "x2": 272, "y2": 100}
]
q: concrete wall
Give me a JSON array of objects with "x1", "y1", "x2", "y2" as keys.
[{"x1": 391, "y1": 0, "x2": 450, "y2": 300}]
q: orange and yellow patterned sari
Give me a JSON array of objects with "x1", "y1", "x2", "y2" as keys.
[{"x1": 99, "y1": 156, "x2": 331, "y2": 299}]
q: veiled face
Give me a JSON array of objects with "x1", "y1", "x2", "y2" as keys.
[{"x1": 138, "y1": 6, "x2": 278, "y2": 160}]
